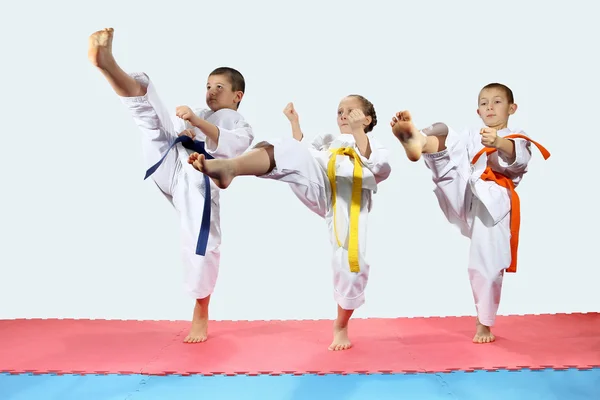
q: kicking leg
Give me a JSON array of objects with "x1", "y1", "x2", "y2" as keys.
[
  {"x1": 189, "y1": 143, "x2": 276, "y2": 189},
  {"x1": 89, "y1": 27, "x2": 181, "y2": 194},
  {"x1": 88, "y1": 28, "x2": 145, "y2": 97},
  {"x1": 390, "y1": 111, "x2": 447, "y2": 161}
]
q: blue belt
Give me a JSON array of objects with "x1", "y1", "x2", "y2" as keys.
[{"x1": 144, "y1": 135, "x2": 215, "y2": 256}]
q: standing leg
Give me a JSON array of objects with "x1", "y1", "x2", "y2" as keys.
[
  {"x1": 174, "y1": 172, "x2": 222, "y2": 343},
  {"x1": 468, "y1": 197, "x2": 511, "y2": 343},
  {"x1": 330, "y1": 306, "x2": 354, "y2": 351},
  {"x1": 328, "y1": 187, "x2": 371, "y2": 351}
]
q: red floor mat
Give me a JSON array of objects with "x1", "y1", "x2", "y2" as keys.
[{"x1": 1, "y1": 313, "x2": 598, "y2": 375}]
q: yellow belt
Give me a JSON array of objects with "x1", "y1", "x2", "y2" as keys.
[{"x1": 327, "y1": 147, "x2": 363, "y2": 273}]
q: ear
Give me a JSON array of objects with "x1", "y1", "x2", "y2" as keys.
[
  {"x1": 508, "y1": 103, "x2": 518, "y2": 115},
  {"x1": 364, "y1": 115, "x2": 373, "y2": 127},
  {"x1": 476, "y1": 109, "x2": 481, "y2": 117},
  {"x1": 235, "y1": 91, "x2": 244, "y2": 104}
]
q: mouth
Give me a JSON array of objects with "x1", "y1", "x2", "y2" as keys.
[{"x1": 486, "y1": 114, "x2": 496, "y2": 118}]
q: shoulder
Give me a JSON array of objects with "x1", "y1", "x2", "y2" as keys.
[
  {"x1": 204, "y1": 108, "x2": 253, "y2": 129},
  {"x1": 506, "y1": 127, "x2": 527, "y2": 135},
  {"x1": 193, "y1": 107, "x2": 212, "y2": 119},
  {"x1": 499, "y1": 127, "x2": 530, "y2": 141}
]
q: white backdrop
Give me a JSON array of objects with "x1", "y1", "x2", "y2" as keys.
[{"x1": 0, "y1": 0, "x2": 597, "y2": 322}]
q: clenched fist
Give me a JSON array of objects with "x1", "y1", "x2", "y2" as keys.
[
  {"x1": 176, "y1": 106, "x2": 200, "y2": 125},
  {"x1": 283, "y1": 102, "x2": 299, "y2": 123},
  {"x1": 480, "y1": 127, "x2": 499, "y2": 148},
  {"x1": 348, "y1": 109, "x2": 367, "y2": 131}
]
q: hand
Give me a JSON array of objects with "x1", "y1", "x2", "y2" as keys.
[
  {"x1": 348, "y1": 109, "x2": 367, "y2": 132},
  {"x1": 178, "y1": 128, "x2": 196, "y2": 140},
  {"x1": 176, "y1": 106, "x2": 199, "y2": 125},
  {"x1": 480, "y1": 127, "x2": 499, "y2": 148},
  {"x1": 283, "y1": 102, "x2": 299, "y2": 123}
]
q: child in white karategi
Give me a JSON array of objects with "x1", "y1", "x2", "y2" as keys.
[
  {"x1": 390, "y1": 83, "x2": 550, "y2": 343},
  {"x1": 188, "y1": 95, "x2": 391, "y2": 351},
  {"x1": 88, "y1": 28, "x2": 254, "y2": 344}
]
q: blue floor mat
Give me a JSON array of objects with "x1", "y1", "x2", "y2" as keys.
[{"x1": 1, "y1": 368, "x2": 598, "y2": 400}]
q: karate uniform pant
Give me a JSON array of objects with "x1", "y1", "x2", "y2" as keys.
[
  {"x1": 256, "y1": 138, "x2": 371, "y2": 310},
  {"x1": 423, "y1": 128, "x2": 511, "y2": 327},
  {"x1": 120, "y1": 72, "x2": 221, "y2": 300}
]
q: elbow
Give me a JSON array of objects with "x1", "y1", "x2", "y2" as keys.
[{"x1": 373, "y1": 162, "x2": 392, "y2": 182}]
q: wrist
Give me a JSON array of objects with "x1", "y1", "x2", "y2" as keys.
[
  {"x1": 191, "y1": 115, "x2": 203, "y2": 127},
  {"x1": 493, "y1": 136, "x2": 505, "y2": 148}
]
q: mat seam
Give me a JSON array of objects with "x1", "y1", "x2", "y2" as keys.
[
  {"x1": 139, "y1": 327, "x2": 187, "y2": 375},
  {"x1": 122, "y1": 375, "x2": 149, "y2": 400},
  {"x1": 398, "y1": 330, "x2": 458, "y2": 398}
]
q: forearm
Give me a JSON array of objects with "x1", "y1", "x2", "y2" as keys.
[
  {"x1": 290, "y1": 120, "x2": 303, "y2": 141},
  {"x1": 192, "y1": 117, "x2": 220, "y2": 144},
  {"x1": 495, "y1": 137, "x2": 516, "y2": 163},
  {"x1": 352, "y1": 129, "x2": 371, "y2": 158}
]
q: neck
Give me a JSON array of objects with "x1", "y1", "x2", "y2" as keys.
[{"x1": 489, "y1": 122, "x2": 508, "y2": 130}]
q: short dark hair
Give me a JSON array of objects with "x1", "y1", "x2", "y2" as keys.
[
  {"x1": 480, "y1": 82, "x2": 514, "y2": 104},
  {"x1": 210, "y1": 67, "x2": 245, "y2": 93}
]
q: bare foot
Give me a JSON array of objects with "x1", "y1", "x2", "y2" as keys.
[
  {"x1": 473, "y1": 318, "x2": 496, "y2": 344},
  {"x1": 188, "y1": 153, "x2": 236, "y2": 189},
  {"x1": 88, "y1": 28, "x2": 116, "y2": 70},
  {"x1": 390, "y1": 110, "x2": 426, "y2": 162},
  {"x1": 184, "y1": 300, "x2": 208, "y2": 344},
  {"x1": 328, "y1": 323, "x2": 352, "y2": 351}
]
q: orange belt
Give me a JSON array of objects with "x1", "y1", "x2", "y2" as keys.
[{"x1": 470, "y1": 134, "x2": 551, "y2": 273}]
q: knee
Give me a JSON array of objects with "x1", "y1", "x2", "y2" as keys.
[
  {"x1": 254, "y1": 141, "x2": 274, "y2": 151},
  {"x1": 253, "y1": 141, "x2": 276, "y2": 172},
  {"x1": 422, "y1": 122, "x2": 449, "y2": 137},
  {"x1": 468, "y1": 267, "x2": 503, "y2": 287}
]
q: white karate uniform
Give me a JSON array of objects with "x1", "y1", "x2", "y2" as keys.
[
  {"x1": 120, "y1": 72, "x2": 254, "y2": 299},
  {"x1": 422, "y1": 123, "x2": 532, "y2": 326},
  {"x1": 258, "y1": 132, "x2": 391, "y2": 310}
]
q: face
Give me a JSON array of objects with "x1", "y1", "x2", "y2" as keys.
[
  {"x1": 205, "y1": 74, "x2": 243, "y2": 112},
  {"x1": 477, "y1": 87, "x2": 517, "y2": 129},
  {"x1": 337, "y1": 96, "x2": 371, "y2": 134}
]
